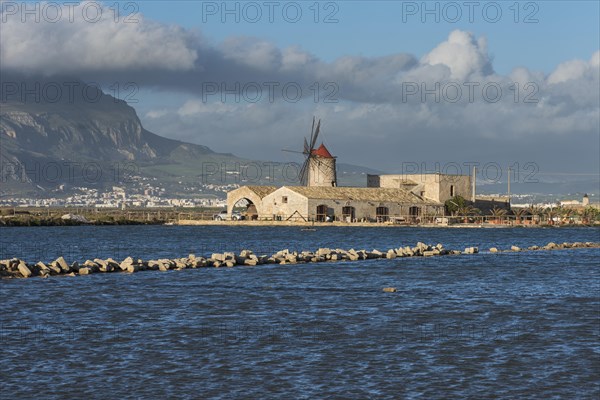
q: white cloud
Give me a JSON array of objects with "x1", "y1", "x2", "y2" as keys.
[
  {"x1": 548, "y1": 51, "x2": 600, "y2": 84},
  {"x1": 0, "y1": 1, "x2": 198, "y2": 74},
  {"x1": 421, "y1": 30, "x2": 493, "y2": 80}
]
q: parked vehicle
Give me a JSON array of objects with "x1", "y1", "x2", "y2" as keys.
[{"x1": 213, "y1": 210, "x2": 244, "y2": 221}]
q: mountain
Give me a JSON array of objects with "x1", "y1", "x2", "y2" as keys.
[
  {"x1": 0, "y1": 77, "x2": 375, "y2": 197},
  {"x1": 0, "y1": 77, "x2": 250, "y2": 196}
]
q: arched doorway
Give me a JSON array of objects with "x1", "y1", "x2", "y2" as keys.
[
  {"x1": 316, "y1": 204, "x2": 328, "y2": 222},
  {"x1": 342, "y1": 206, "x2": 355, "y2": 222},
  {"x1": 376, "y1": 206, "x2": 389, "y2": 222},
  {"x1": 232, "y1": 198, "x2": 257, "y2": 220}
]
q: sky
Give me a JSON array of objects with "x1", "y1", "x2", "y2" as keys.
[{"x1": 1, "y1": 1, "x2": 599, "y2": 182}]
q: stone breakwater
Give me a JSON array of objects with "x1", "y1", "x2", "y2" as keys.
[{"x1": 1, "y1": 241, "x2": 599, "y2": 280}]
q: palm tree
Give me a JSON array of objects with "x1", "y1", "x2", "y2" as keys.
[
  {"x1": 489, "y1": 206, "x2": 508, "y2": 224},
  {"x1": 528, "y1": 205, "x2": 544, "y2": 225},
  {"x1": 457, "y1": 204, "x2": 480, "y2": 223},
  {"x1": 513, "y1": 208, "x2": 528, "y2": 224},
  {"x1": 557, "y1": 207, "x2": 574, "y2": 224},
  {"x1": 580, "y1": 206, "x2": 600, "y2": 224},
  {"x1": 545, "y1": 208, "x2": 559, "y2": 225}
]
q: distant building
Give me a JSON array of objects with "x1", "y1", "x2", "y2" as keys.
[
  {"x1": 560, "y1": 194, "x2": 593, "y2": 209},
  {"x1": 367, "y1": 173, "x2": 472, "y2": 204},
  {"x1": 227, "y1": 185, "x2": 443, "y2": 222}
]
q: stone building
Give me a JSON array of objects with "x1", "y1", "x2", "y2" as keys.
[
  {"x1": 367, "y1": 173, "x2": 472, "y2": 204},
  {"x1": 227, "y1": 185, "x2": 443, "y2": 222}
]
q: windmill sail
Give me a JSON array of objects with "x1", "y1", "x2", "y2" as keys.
[
  {"x1": 277, "y1": 116, "x2": 322, "y2": 186},
  {"x1": 310, "y1": 120, "x2": 321, "y2": 151}
]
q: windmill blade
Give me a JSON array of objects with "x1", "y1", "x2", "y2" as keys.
[
  {"x1": 307, "y1": 117, "x2": 315, "y2": 154},
  {"x1": 310, "y1": 119, "x2": 321, "y2": 151},
  {"x1": 299, "y1": 157, "x2": 310, "y2": 185},
  {"x1": 303, "y1": 137, "x2": 309, "y2": 154}
]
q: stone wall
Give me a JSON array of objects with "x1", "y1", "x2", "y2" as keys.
[
  {"x1": 368, "y1": 173, "x2": 472, "y2": 203},
  {"x1": 262, "y1": 187, "x2": 309, "y2": 220}
]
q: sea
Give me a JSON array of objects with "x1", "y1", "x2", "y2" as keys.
[{"x1": 1, "y1": 226, "x2": 599, "y2": 399}]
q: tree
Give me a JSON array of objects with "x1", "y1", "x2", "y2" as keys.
[
  {"x1": 556, "y1": 207, "x2": 574, "y2": 224},
  {"x1": 445, "y1": 195, "x2": 468, "y2": 215},
  {"x1": 513, "y1": 208, "x2": 528, "y2": 224},
  {"x1": 580, "y1": 206, "x2": 600, "y2": 224},
  {"x1": 489, "y1": 206, "x2": 508, "y2": 224},
  {"x1": 528, "y1": 205, "x2": 544, "y2": 225},
  {"x1": 544, "y1": 208, "x2": 559, "y2": 225}
]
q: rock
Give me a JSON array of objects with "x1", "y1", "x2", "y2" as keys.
[
  {"x1": 239, "y1": 250, "x2": 253, "y2": 258},
  {"x1": 95, "y1": 259, "x2": 111, "y2": 272},
  {"x1": 489, "y1": 248, "x2": 498, "y2": 253},
  {"x1": 17, "y1": 261, "x2": 32, "y2": 278},
  {"x1": 55, "y1": 256, "x2": 70, "y2": 273},
  {"x1": 528, "y1": 246, "x2": 539, "y2": 251},
  {"x1": 211, "y1": 253, "x2": 225, "y2": 262},
  {"x1": 546, "y1": 242, "x2": 557, "y2": 249},
  {"x1": 36, "y1": 261, "x2": 50, "y2": 272},
  {"x1": 126, "y1": 264, "x2": 139, "y2": 273},
  {"x1": 464, "y1": 247, "x2": 478, "y2": 254},
  {"x1": 366, "y1": 250, "x2": 382, "y2": 259},
  {"x1": 422, "y1": 250, "x2": 436, "y2": 257},
  {"x1": 386, "y1": 250, "x2": 397, "y2": 259},
  {"x1": 47, "y1": 262, "x2": 62, "y2": 275},
  {"x1": 158, "y1": 263, "x2": 169, "y2": 272},
  {"x1": 119, "y1": 257, "x2": 135, "y2": 271},
  {"x1": 317, "y1": 248, "x2": 331, "y2": 257},
  {"x1": 78, "y1": 267, "x2": 91, "y2": 275},
  {"x1": 510, "y1": 246, "x2": 521, "y2": 252},
  {"x1": 382, "y1": 287, "x2": 397, "y2": 293},
  {"x1": 225, "y1": 261, "x2": 235, "y2": 267}
]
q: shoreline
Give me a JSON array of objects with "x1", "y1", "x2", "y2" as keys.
[
  {"x1": 1, "y1": 218, "x2": 598, "y2": 228},
  {"x1": 174, "y1": 220, "x2": 598, "y2": 228}
]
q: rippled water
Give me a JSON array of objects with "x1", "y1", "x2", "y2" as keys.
[{"x1": 1, "y1": 226, "x2": 599, "y2": 399}]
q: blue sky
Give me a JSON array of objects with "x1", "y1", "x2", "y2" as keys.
[{"x1": 136, "y1": 0, "x2": 600, "y2": 74}]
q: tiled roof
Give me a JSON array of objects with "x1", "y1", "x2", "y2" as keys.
[
  {"x1": 283, "y1": 186, "x2": 440, "y2": 204},
  {"x1": 311, "y1": 143, "x2": 334, "y2": 158},
  {"x1": 244, "y1": 186, "x2": 278, "y2": 198}
]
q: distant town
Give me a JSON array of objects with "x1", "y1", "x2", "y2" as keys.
[{"x1": 0, "y1": 183, "x2": 595, "y2": 211}]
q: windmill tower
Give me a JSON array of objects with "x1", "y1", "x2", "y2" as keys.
[{"x1": 299, "y1": 117, "x2": 337, "y2": 187}]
